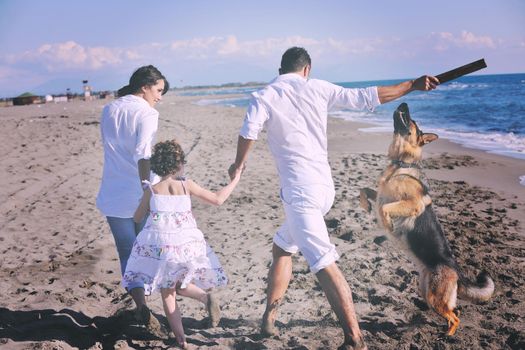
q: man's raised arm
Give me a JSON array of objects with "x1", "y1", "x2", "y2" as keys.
[{"x1": 377, "y1": 75, "x2": 439, "y2": 104}]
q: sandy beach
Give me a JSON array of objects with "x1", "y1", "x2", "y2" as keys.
[{"x1": 1, "y1": 92, "x2": 524, "y2": 349}]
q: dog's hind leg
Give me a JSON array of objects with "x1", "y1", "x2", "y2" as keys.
[
  {"x1": 444, "y1": 310, "x2": 460, "y2": 336},
  {"x1": 426, "y1": 266, "x2": 460, "y2": 336},
  {"x1": 427, "y1": 296, "x2": 460, "y2": 336},
  {"x1": 359, "y1": 188, "x2": 377, "y2": 213}
]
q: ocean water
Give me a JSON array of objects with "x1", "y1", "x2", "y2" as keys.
[
  {"x1": 177, "y1": 86, "x2": 259, "y2": 98},
  {"x1": 183, "y1": 74, "x2": 525, "y2": 164}
]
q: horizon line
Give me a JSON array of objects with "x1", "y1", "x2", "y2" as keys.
[{"x1": 2, "y1": 72, "x2": 524, "y2": 100}]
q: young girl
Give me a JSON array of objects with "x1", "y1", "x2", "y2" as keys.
[{"x1": 123, "y1": 139, "x2": 241, "y2": 348}]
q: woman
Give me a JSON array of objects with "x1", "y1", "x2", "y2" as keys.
[{"x1": 96, "y1": 65, "x2": 169, "y2": 330}]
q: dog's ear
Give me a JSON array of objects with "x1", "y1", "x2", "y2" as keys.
[
  {"x1": 421, "y1": 133, "x2": 438, "y2": 145},
  {"x1": 393, "y1": 103, "x2": 411, "y2": 135}
]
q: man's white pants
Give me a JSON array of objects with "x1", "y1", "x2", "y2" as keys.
[{"x1": 273, "y1": 184, "x2": 339, "y2": 274}]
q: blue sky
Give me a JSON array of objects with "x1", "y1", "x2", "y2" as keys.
[{"x1": 0, "y1": 0, "x2": 524, "y2": 97}]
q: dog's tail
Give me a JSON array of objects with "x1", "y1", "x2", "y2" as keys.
[{"x1": 457, "y1": 271, "x2": 494, "y2": 302}]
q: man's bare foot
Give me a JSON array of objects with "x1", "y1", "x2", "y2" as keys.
[
  {"x1": 207, "y1": 293, "x2": 221, "y2": 327},
  {"x1": 261, "y1": 310, "x2": 278, "y2": 337},
  {"x1": 168, "y1": 331, "x2": 188, "y2": 349},
  {"x1": 338, "y1": 336, "x2": 368, "y2": 350}
]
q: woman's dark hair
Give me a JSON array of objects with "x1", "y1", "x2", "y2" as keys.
[
  {"x1": 280, "y1": 47, "x2": 311, "y2": 74},
  {"x1": 150, "y1": 140, "x2": 186, "y2": 177},
  {"x1": 117, "y1": 65, "x2": 170, "y2": 97}
]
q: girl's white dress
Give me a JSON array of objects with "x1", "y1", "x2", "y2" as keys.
[{"x1": 123, "y1": 180, "x2": 227, "y2": 293}]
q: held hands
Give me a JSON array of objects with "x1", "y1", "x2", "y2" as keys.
[
  {"x1": 228, "y1": 162, "x2": 245, "y2": 181},
  {"x1": 412, "y1": 75, "x2": 440, "y2": 91}
]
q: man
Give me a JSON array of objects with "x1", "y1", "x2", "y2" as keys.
[{"x1": 229, "y1": 47, "x2": 438, "y2": 349}]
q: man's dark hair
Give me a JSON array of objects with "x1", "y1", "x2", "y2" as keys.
[{"x1": 279, "y1": 47, "x2": 311, "y2": 74}]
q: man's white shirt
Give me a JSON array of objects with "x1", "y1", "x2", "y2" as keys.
[{"x1": 240, "y1": 73, "x2": 380, "y2": 189}]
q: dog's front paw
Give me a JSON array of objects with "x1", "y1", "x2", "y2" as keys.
[
  {"x1": 359, "y1": 190, "x2": 373, "y2": 213},
  {"x1": 380, "y1": 211, "x2": 394, "y2": 232},
  {"x1": 385, "y1": 217, "x2": 394, "y2": 232}
]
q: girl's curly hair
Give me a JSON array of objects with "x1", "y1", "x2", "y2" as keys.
[{"x1": 150, "y1": 140, "x2": 186, "y2": 177}]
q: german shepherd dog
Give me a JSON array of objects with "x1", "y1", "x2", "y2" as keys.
[{"x1": 360, "y1": 103, "x2": 494, "y2": 336}]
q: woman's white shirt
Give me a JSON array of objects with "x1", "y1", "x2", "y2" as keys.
[{"x1": 96, "y1": 94, "x2": 159, "y2": 217}]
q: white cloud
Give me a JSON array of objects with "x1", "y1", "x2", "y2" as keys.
[
  {"x1": 167, "y1": 35, "x2": 320, "y2": 59},
  {"x1": 460, "y1": 31, "x2": 495, "y2": 47},
  {"x1": 164, "y1": 34, "x2": 390, "y2": 64},
  {"x1": 326, "y1": 37, "x2": 386, "y2": 55},
  {"x1": 171, "y1": 37, "x2": 217, "y2": 51},
  {"x1": 124, "y1": 50, "x2": 142, "y2": 60},
  {"x1": 0, "y1": 30, "x2": 515, "y2": 93},
  {"x1": 3, "y1": 31, "x2": 498, "y2": 73},
  {"x1": 4, "y1": 41, "x2": 125, "y2": 71},
  {"x1": 430, "y1": 31, "x2": 496, "y2": 51},
  {"x1": 87, "y1": 46, "x2": 122, "y2": 68},
  {"x1": 218, "y1": 35, "x2": 240, "y2": 55}
]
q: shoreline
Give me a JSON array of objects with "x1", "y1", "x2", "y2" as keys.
[
  {"x1": 325, "y1": 115, "x2": 525, "y2": 225},
  {"x1": 185, "y1": 90, "x2": 525, "y2": 190},
  {"x1": 186, "y1": 83, "x2": 525, "y2": 165},
  {"x1": 326, "y1": 116, "x2": 525, "y2": 193}
]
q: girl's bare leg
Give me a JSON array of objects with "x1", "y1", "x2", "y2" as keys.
[
  {"x1": 176, "y1": 283, "x2": 207, "y2": 303},
  {"x1": 176, "y1": 283, "x2": 221, "y2": 327},
  {"x1": 161, "y1": 288, "x2": 187, "y2": 348}
]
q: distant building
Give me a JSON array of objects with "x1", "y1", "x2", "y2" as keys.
[
  {"x1": 1, "y1": 98, "x2": 13, "y2": 107},
  {"x1": 13, "y1": 92, "x2": 40, "y2": 106},
  {"x1": 83, "y1": 80, "x2": 93, "y2": 101},
  {"x1": 98, "y1": 91, "x2": 114, "y2": 99},
  {"x1": 53, "y1": 96, "x2": 68, "y2": 103}
]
